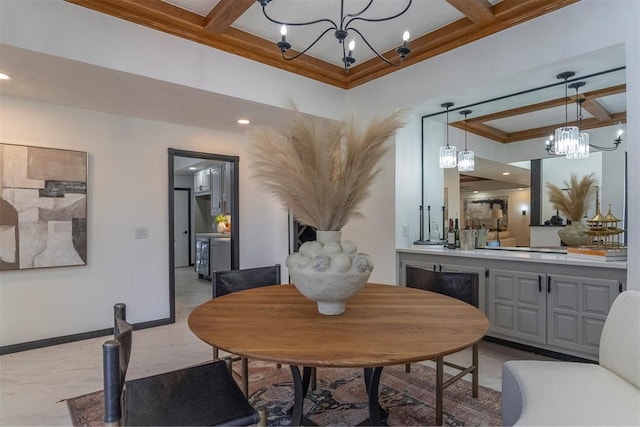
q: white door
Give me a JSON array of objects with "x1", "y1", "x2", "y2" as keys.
[{"x1": 174, "y1": 189, "x2": 190, "y2": 267}]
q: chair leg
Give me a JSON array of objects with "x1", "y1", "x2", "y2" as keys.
[
  {"x1": 436, "y1": 356, "x2": 444, "y2": 426},
  {"x1": 311, "y1": 367, "x2": 317, "y2": 390},
  {"x1": 257, "y1": 408, "x2": 267, "y2": 427},
  {"x1": 213, "y1": 346, "x2": 219, "y2": 360},
  {"x1": 242, "y1": 357, "x2": 249, "y2": 397},
  {"x1": 472, "y1": 342, "x2": 479, "y2": 398},
  {"x1": 405, "y1": 363, "x2": 411, "y2": 373}
]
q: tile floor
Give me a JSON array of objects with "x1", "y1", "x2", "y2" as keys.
[{"x1": 0, "y1": 267, "x2": 551, "y2": 426}]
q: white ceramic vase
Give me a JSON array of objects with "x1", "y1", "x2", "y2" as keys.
[
  {"x1": 558, "y1": 222, "x2": 590, "y2": 246},
  {"x1": 286, "y1": 230, "x2": 373, "y2": 315}
]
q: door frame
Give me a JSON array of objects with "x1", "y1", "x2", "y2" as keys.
[
  {"x1": 173, "y1": 187, "x2": 192, "y2": 267},
  {"x1": 168, "y1": 148, "x2": 240, "y2": 323}
]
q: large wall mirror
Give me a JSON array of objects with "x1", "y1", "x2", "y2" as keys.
[{"x1": 421, "y1": 44, "x2": 626, "y2": 248}]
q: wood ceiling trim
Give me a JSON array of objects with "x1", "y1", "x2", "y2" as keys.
[
  {"x1": 446, "y1": 0, "x2": 494, "y2": 24},
  {"x1": 461, "y1": 84, "x2": 625, "y2": 124},
  {"x1": 464, "y1": 122, "x2": 510, "y2": 143},
  {"x1": 346, "y1": 0, "x2": 579, "y2": 88},
  {"x1": 204, "y1": 0, "x2": 254, "y2": 34},
  {"x1": 504, "y1": 112, "x2": 626, "y2": 143},
  {"x1": 65, "y1": 0, "x2": 348, "y2": 88},
  {"x1": 582, "y1": 98, "x2": 612, "y2": 121},
  {"x1": 66, "y1": 0, "x2": 579, "y2": 90}
]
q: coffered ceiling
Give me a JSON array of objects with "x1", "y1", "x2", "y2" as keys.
[{"x1": 64, "y1": 0, "x2": 579, "y2": 89}]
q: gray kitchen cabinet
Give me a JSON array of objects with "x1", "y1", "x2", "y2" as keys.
[
  {"x1": 210, "y1": 165, "x2": 223, "y2": 215},
  {"x1": 397, "y1": 249, "x2": 626, "y2": 361},
  {"x1": 488, "y1": 269, "x2": 546, "y2": 346},
  {"x1": 194, "y1": 169, "x2": 211, "y2": 195},
  {"x1": 547, "y1": 274, "x2": 620, "y2": 358}
]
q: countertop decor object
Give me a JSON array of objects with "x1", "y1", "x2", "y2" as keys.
[
  {"x1": 546, "y1": 173, "x2": 597, "y2": 246},
  {"x1": 250, "y1": 103, "x2": 405, "y2": 314}
]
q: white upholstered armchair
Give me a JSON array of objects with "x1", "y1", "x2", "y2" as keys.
[{"x1": 502, "y1": 290, "x2": 640, "y2": 426}]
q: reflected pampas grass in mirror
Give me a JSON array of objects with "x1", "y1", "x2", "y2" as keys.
[
  {"x1": 250, "y1": 106, "x2": 406, "y2": 231},
  {"x1": 546, "y1": 173, "x2": 598, "y2": 222}
]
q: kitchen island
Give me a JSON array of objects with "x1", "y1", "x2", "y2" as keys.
[
  {"x1": 195, "y1": 233, "x2": 231, "y2": 279},
  {"x1": 397, "y1": 245, "x2": 627, "y2": 361}
]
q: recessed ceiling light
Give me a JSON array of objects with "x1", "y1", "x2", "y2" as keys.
[
  {"x1": 237, "y1": 119, "x2": 250, "y2": 125},
  {"x1": 502, "y1": 172, "x2": 510, "y2": 176},
  {"x1": 473, "y1": 190, "x2": 478, "y2": 194},
  {"x1": 518, "y1": 187, "x2": 524, "y2": 191},
  {"x1": 0, "y1": 73, "x2": 11, "y2": 80},
  {"x1": 189, "y1": 167, "x2": 197, "y2": 170}
]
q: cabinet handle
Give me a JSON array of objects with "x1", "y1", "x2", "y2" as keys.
[
  {"x1": 538, "y1": 275, "x2": 542, "y2": 292},
  {"x1": 438, "y1": 264, "x2": 443, "y2": 272},
  {"x1": 433, "y1": 264, "x2": 437, "y2": 272},
  {"x1": 547, "y1": 276, "x2": 551, "y2": 293}
]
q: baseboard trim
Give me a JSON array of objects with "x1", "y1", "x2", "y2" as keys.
[
  {"x1": 483, "y1": 336, "x2": 595, "y2": 363},
  {"x1": 0, "y1": 317, "x2": 172, "y2": 355}
]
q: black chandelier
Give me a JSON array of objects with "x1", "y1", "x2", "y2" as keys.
[{"x1": 257, "y1": 0, "x2": 413, "y2": 73}]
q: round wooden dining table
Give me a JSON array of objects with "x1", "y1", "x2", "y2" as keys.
[{"x1": 188, "y1": 283, "x2": 489, "y2": 426}]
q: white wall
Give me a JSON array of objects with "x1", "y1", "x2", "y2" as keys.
[{"x1": 0, "y1": 96, "x2": 287, "y2": 346}]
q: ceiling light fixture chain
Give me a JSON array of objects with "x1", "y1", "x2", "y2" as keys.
[
  {"x1": 458, "y1": 109, "x2": 474, "y2": 172},
  {"x1": 258, "y1": 0, "x2": 412, "y2": 73}
]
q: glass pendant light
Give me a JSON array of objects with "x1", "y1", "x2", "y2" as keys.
[
  {"x1": 554, "y1": 71, "x2": 579, "y2": 156},
  {"x1": 566, "y1": 82, "x2": 590, "y2": 159},
  {"x1": 457, "y1": 109, "x2": 474, "y2": 172},
  {"x1": 439, "y1": 102, "x2": 457, "y2": 168}
]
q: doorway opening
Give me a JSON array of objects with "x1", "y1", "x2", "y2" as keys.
[{"x1": 168, "y1": 148, "x2": 239, "y2": 323}]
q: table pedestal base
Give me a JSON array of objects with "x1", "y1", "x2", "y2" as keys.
[{"x1": 289, "y1": 366, "x2": 387, "y2": 426}]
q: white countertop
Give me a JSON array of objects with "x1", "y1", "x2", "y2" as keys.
[
  {"x1": 397, "y1": 245, "x2": 627, "y2": 269},
  {"x1": 196, "y1": 233, "x2": 230, "y2": 238}
]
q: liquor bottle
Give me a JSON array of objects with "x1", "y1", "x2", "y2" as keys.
[
  {"x1": 447, "y1": 218, "x2": 455, "y2": 248},
  {"x1": 454, "y1": 218, "x2": 460, "y2": 248}
]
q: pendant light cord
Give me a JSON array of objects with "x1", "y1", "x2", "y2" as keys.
[
  {"x1": 464, "y1": 112, "x2": 468, "y2": 150},
  {"x1": 446, "y1": 107, "x2": 450, "y2": 147}
]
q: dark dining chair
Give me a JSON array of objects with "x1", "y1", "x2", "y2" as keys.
[
  {"x1": 103, "y1": 304, "x2": 260, "y2": 426},
  {"x1": 405, "y1": 266, "x2": 481, "y2": 425},
  {"x1": 212, "y1": 264, "x2": 281, "y2": 396}
]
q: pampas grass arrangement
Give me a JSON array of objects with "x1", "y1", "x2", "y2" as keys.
[
  {"x1": 250, "y1": 106, "x2": 406, "y2": 231},
  {"x1": 546, "y1": 173, "x2": 598, "y2": 222}
]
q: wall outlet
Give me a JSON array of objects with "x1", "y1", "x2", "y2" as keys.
[{"x1": 134, "y1": 227, "x2": 149, "y2": 239}]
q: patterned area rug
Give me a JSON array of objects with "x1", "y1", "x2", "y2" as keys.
[{"x1": 67, "y1": 361, "x2": 501, "y2": 426}]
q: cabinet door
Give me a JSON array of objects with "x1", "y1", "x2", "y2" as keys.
[
  {"x1": 488, "y1": 269, "x2": 546, "y2": 345},
  {"x1": 210, "y1": 165, "x2": 223, "y2": 215},
  {"x1": 439, "y1": 263, "x2": 488, "y2": 314},
  {"x1": 194, "y1": 169, "x2": 211, "y2": 194},
  {"x1": 547, "y1": 274, "x2": 619, "y2": 358}
]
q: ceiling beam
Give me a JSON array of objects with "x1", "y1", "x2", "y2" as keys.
[
  {"x1": 581, "y1": 98, "x2": 613, "y2": 121},
  {"x1": 461, "y1": 84, "x2": 625, "y2": 124},
  {"x1": 504, "y1": 112, "x2": 626, "y2": 143},
  {"x1": 346, "y1": 0, "x2": 579, "y2": 88},
  {"x1": 65, "y1": 0, "x2": 579, "y2": 90},
  {"x1": 446, "y1": 0, "x2": 494, "y2": 24},
  {"x1": 465, "y1": 122, "x2": 510, "y2": 143},
  {"x1": 204, "y1": 0, "x2": 254, "y2": 34},
  {"x1": 64, "y1": 0, "x2": 348, "y2": 88}
]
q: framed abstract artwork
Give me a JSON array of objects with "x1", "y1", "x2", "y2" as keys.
[
  {"x1": 0, "y1": 143, "x2": 87, "y2": 270},
  {"x1": 463, "y1": 196, "x2": 508, "y2": 230}
]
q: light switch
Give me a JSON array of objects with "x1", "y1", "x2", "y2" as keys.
[
  {"x1": 402, "y1": 224, "x2": 409, "y2": 237},
  {"x1": 135, "y1": 227, "x2": 149, "y2": 239}
]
